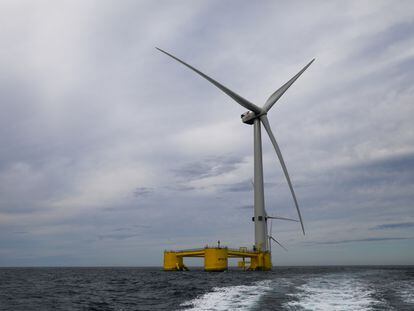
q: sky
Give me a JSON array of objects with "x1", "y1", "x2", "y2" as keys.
[{"x1": 0, "y1": 0, "x2": 413, "y2": 266}]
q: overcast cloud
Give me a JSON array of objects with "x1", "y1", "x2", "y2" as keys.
[{"x1": 0, "y1": 0, "x2": 413, "y2": 266}]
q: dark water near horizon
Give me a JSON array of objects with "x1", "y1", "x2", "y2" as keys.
[{"x1": 0, "y1": 266, "x2": 413, "y2": 310}]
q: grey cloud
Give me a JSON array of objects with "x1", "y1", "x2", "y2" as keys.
[
  {"x1": 173, "y1": 155, "x2": 244, "y2": 180},
  {"x1": 133, "y1": 187, "x2": 153, "y2": 197},
  {"x1": 113, "y1": 227, "x2": 129, "y2": 232},
  {"x1": 220, "y1": 180, "x2": 252, "y2": 192},
  {"x1": 300, "y1": 152, "x2": 414, "y2": 209},
  {"x1": 237, "y1": 204, "x2": 253, "y2": 210},
  {"x1": 329, "y1": 153, "x2": 414, "y2": 198},
  {"x1": 309, "y1": 237, "x2": 412, "y2": 245},
  {"x1": 219, "y1": 180, "x2": 281, "y2": 193},
  {"x1": 350, "y1": 21, "x2": 414, "y2": 63},
  {"x1": 362, "y1": 152, "x2": 414, "y2": 175},
  {"x1": 164, "y1": 184, "x2": 198, "y2": 192},
  {"x1": 103, "y1": 203, "x2": 148, "y2": 213},
  {"x1": 372, "y1": 222, "x2": 414, "y2": 230},
  {"x1": 98, "y1": 233, "x2": 142, "y2": 240}
]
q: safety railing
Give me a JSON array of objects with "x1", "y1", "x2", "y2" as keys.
[{"x1": 165, "y1": 246, "x2": 258, "y2": 254}]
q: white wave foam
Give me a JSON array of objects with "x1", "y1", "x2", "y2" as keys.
[
  {"x1": 180, "y1": 280, "x2": 272, "y2": 311},
  {"x1": 285, "y1": 273, "x2": 381, "y2": 311}
]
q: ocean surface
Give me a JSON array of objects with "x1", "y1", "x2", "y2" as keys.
[{"x1": 0, "y1": 266, "x2": 413, "y2": 310}]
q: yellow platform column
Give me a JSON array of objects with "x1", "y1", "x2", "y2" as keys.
[
  {"x1": 249, "y1": 255, "x2": 259, "y2": 270},
  {"x1": 248, "y1": 252, "x2": 272, "y2": 271},
  {"x1": 263, "y1": 252, "x2": 272, "y2": 270},
  {"x1": 204, "y1": 248, "x2": 228, "y2": 272},
  {"x1": 164, "y1": 251, "x2": 184, "y2": 271}
]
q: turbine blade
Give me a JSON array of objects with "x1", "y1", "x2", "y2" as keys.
[
  {"x1": 267, "y1": 216, "x2": 299, "y2": 222},
  {"x1": 260, "y1": 115, "x2": 305, "y2": 235},
  {"x1": 263, "y1": 59, "x2": 315, "y2": 112},
  {"x1": 156, "y1": 48, "x2": 263, "y2": 114},
  {"x1": 270, "y1": 219, "x2": 273, "y2": 236},
  {"x1": 270, "y1": 236, "x2": 288, "y2": 251},
  {"x1": 268, "y1": 220, "x2": 273, "y2": 253},
  {"x1": 268, "y1": 236, "x2": 272, "y2": 253}
]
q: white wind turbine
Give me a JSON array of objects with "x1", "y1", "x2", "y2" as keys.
[{"x1": 157, "y1": 48, "x2": 314, "y2": 252}]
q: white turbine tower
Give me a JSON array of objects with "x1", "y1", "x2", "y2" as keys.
[{"x1": 157, "y1": 48, "x2": 314, "y2": 252}]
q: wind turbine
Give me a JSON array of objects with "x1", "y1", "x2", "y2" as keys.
[
  {"x1": 157, "y1": 47, "x2": 314, "y2": 252},
  {"x1": 268, "y1": 219, "x2": 288, "y2": 254}
]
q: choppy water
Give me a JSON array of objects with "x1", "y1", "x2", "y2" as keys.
[{"x1": 0, "y1": 266, "x2": 413, "y2": 310}]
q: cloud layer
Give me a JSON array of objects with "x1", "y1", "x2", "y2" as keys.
[{"x1": 0, "y1": 0, "x2": 413, "y2": 266}]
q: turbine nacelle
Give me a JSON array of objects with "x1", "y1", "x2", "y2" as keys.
[
  {"x1": 241, "y1": 111, "x2": 256, "y2": 124},
  {"x1": 241, "y1": 110, "x2": 267, "y2": 125}
]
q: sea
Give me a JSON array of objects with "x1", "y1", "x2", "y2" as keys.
[{"x1": 0, "y1": 266, "x2": 413, "y2": 310}]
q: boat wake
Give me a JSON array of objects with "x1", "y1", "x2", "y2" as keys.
[
  {"x1": 285, "y1": 272, "x2": 382, "y2": 310},
  {"x1": 180, "y1": 280, "x2": 272, "y2": 311}
]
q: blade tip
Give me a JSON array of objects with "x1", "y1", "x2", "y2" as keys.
[{"x1": 155, "y1": 47, "x2": 167, "y2": 54}]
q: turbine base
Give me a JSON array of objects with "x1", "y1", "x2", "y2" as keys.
[{"x1": 163, "y1": 245, "x2": 272, "y2": 271}]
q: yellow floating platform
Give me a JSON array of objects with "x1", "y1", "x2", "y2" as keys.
[{"x1": 164, "y1": 246, "x2": 271, "y2": 271}]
